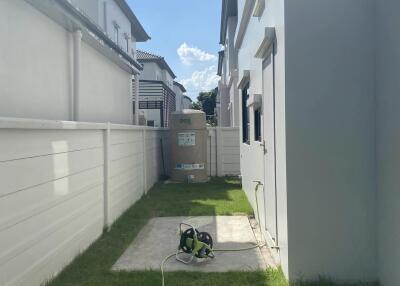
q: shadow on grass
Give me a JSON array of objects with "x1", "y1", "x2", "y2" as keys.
[
  {"x1": 47, "y1": 177, "x2": 373, "y2": 286},
  {"x1": 47, "y1": 177, "x2": 259, "y2": 286}
]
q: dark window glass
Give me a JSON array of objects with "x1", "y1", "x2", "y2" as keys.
[
  {"x1": 254, "y1": 108, "x2": 261, "y2": 142},
  {"x1": 242, "y1": 84, "x2": 250, "y2": 144}
]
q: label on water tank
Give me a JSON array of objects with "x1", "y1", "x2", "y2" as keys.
[
  {"x1": 175, "y1": 163, "x2": 205, "y2": 170},
  {"x1": 178, "y1": 132, "x2": 196, "y2": 146}
]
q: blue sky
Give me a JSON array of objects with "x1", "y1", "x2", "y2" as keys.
[{"x1": 127, "y1": 0, "x2": 222, "y2": 100}]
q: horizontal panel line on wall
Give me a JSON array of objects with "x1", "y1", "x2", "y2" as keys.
[
  {"x1": 0, "y1": 145, "x2": 103, "y2": 163},
  {"x1": 110, "y1": 151, "x2": 142, "y2": 163},
  {"x1": 0, "y1": 164, "x2": 104, "y2": 199},
  {"x1": 110, "y1": 139, "x2": 143, "y2": 146},
  {"x1": 0, "y1": 195, "x2": 102, "y2": 267},
  {"x1": 0, "y1": 179, "x2": 103, "y2": 232},
  {"x1": 4, "y1": 215, "x2": 103, "y2": 286}
]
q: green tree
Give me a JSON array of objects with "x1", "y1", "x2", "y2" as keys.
[
  {"x1": 192, "y1": 87, "x2": 218, "y2": 126},
  {"x1": 195, "y1": 87, "x2": 218, "y2": 116},
  {"x1": 191, "y1": 101, "x2": 202, "y2": 110}
]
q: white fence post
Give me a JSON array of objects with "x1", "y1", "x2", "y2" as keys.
[
  {"x1": 216, "y1": 127, "x2": 224, "y2": 176},
  {"x1": 103, "y1": 122, "x2": 110, "y2": 231},
  {"x1": 142, "y1": 128, "x2": 147, "y2": 194}
]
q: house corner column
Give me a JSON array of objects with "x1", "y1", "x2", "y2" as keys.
[{"x1": 73, "y1": 29, "x2": 82, "y2": 121}]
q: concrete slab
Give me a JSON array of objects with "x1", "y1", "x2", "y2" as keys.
[{"x1": 112, "y1": 216, "x2": 268, "y2": 272}]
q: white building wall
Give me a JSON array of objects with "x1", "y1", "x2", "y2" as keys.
[
  {"x1": 0, "y1": 0, "x2": 134, "y2": 124},
  {"x1": 236, "y1": 0, "x2": 289, "y2": 276},
  {"x1": 218, "y1": 85, "x2": 231, "y2": 127},
  {"x1": 70, "y1": 0, "x2": 99, "y2": 23},
  {"x1": 99, "y1": 0, "x2": 132, "y2": 52},
  {"x1": 70, "y1": 0, "x2": 137, "y2": 58},
  {"x1": 163, "y1": 70, "x2": 174, "y2": 89},
  {"x1": 285, "y1": 0, "x2": 376, "y2": 282},
  {"x1": 80, "y1": 42, "x2": 132, "y2": 124},
  {"x1": 182, "y1": 97, "x2": 192, "y2": 109},
  {"x1": 0, "y1": 118, "x2": 169, "y2": 286},
  {"x1": 376, "y1": 1, "x2": 400, "y2": 285},
  {"x1": 229, "y1": 83, "x2": 240, "y2": 127},
  {"x1": 140, "y1": 62, "x2": 162, "y2": 81},
  {"x1": 173, "y1": 86, "x2": 183, "y2": 112},
  {"x1": 142, "y1": 109, "x2": 162, "y2": 127},
  {"x1": 0, "y1": 0, "x2": 71, "y2": 121}
]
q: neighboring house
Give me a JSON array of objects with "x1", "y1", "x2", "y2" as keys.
[
  {"x1": 69, "y1": 0, "x2": 150, "y2": 124},
  {"x1": 135, "y1": 50, "x2": 177, "y2": 127},
  {"x1": 220, "y1": 0, "x2": 400, "y2": 285},
  {"x1": 69, "y1": 0, "x2": 150, "y2": 58},
  {"x1": 217, "y1": 2, "x2": 240, "y2": 127},
  {"x1": 182, "y1": 95, "x2": 193, "y2": 110},
  {"x1": 173, "y1": 81, "x2": 187, "y2": 112},
  {"x1": 0, "y1": 0, "x2": 149, "y2": 124}
]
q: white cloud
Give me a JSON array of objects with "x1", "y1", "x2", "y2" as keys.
[
  {"x1": 177, "y1": 42, "x2": 217, "y2": 65},
  {"x1": 180, "y1": 65, "x2": 220, "y2": 97}
]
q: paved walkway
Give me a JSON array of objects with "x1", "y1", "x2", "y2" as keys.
[{"x1": 112, "y1": 216, "x2": 275, "y2": 272}]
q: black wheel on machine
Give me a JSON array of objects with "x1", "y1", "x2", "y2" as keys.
[
  {"x1": 197, "y1": 232, "x2": 213, "y2": 258},
  {"x1": 180, "y1": 228, "x2": 199, "y2": 254}
]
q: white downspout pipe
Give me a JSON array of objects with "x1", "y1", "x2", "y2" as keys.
[
  {"x1": 73, "y1": 29, "x2": 82, "y2": 121},
  {"x1": 134, "y1": 74, "x2": 140, "y2": 125}
]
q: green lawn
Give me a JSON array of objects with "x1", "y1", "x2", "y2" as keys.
[{"x1": 46, "y1": 178, "x2": 373, "y2": 286}]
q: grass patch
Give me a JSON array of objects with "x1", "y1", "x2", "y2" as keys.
[{"x1": 47, "y1": 177, "x2": 372, "y2": 286}]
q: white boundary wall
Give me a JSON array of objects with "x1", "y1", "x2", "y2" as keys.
[
  {"x1": 207, "y1": 127, "x2": 240, "y2": 177},
  {"x1": 0, "y1": 117, "x2": 169, "y2": 286}
]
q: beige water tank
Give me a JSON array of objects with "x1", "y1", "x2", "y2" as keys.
[{"x1": 170, "y1": 109, "x2": 208, "y2": 183}]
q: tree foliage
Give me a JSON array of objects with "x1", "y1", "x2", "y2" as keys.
[
  {"x1": 192, "y1": 87, "x2": 218, "y2": 115},
  {"x1": 191, "y1": 87, "x2": 218, "y2": 126}
]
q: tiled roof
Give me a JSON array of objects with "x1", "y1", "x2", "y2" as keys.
[
  {"x1": 136, "y1": 50, "x2": 162, "y2": 60},
  {"x1": 136, "y1": 50, "x2": 176, "y2": 79}
]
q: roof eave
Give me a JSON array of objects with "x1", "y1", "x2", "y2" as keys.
[
  {"x1": 138, "y1": 58, "x2": 176, "y2": 79},
  {"x1": 219, "y1": 0, "x2": 238, "y2": 45},
  {"x1": 115, "y1": 0, "x2": 150, "y2": 42},
  {"x1": 173, "y1": 81, "x2": 187, "y2": 92}
]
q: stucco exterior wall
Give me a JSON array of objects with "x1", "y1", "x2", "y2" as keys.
[
  {"x1": 285, "y1": 0, "x2": 376, "y2": 282},
  {"x1": 101, "y1": 0, "x2": 132, "y2": 51},
  {"x1": 173, "y1": 85, "x2": 183, "y2": 112},
  {"x1": 0, "y1": 0, "x2": 133, "y2": 124},
  {"x1": 0, "y1": 0, "x2": 71, "y2": 121},
  {"x1": 140, "y1": 62, "x2": 163, "y2": 81},
  {"x1": 70, "y1": 0, "x2": 99, "y2": 24},
  {"x1": 237, "y1": 0, "x2": 288, "y2": 276},
  {"x1": 182, "y1": 97, "x2": 192, "y2": 109},
  {"x1": 80, "y1": 42, "x2": 132, "y2": 124},
  {"x1": 376, "y1": 1, "x2": 400, "y2": 285}
]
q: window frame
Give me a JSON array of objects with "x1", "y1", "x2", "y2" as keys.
[
  {"x1": 113, "y1": 21, "x2": 120, "y2": 45},
  {"x1": 242, "y1": 83, "x2": 250, "y2": 144},
  {"x1": 254, "y1": 107, "x2": 262, "y2": 142}
]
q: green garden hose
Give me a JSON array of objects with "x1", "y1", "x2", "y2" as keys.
[{"x1": 161, "y1": 181, "x2": 265, "y2": 286}]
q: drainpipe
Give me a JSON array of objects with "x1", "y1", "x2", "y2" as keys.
[
  {"x1": 134, "y1": 74, "x2": 140, "y2": 125},
  {"x1": 73, "y1": 29, "x2": 82, "y2": 121}
]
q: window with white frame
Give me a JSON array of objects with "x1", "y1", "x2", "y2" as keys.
[
  {"x1": 254, "y1": 108, "x2": 262, "y2": 142},
  {"x1": 242, "y1": 83, "x2": 250, "y2": 144}
]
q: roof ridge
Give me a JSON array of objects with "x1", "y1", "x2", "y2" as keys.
[{"x1": 137, "y1": 49, "x2": 163, "y2": 59}]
